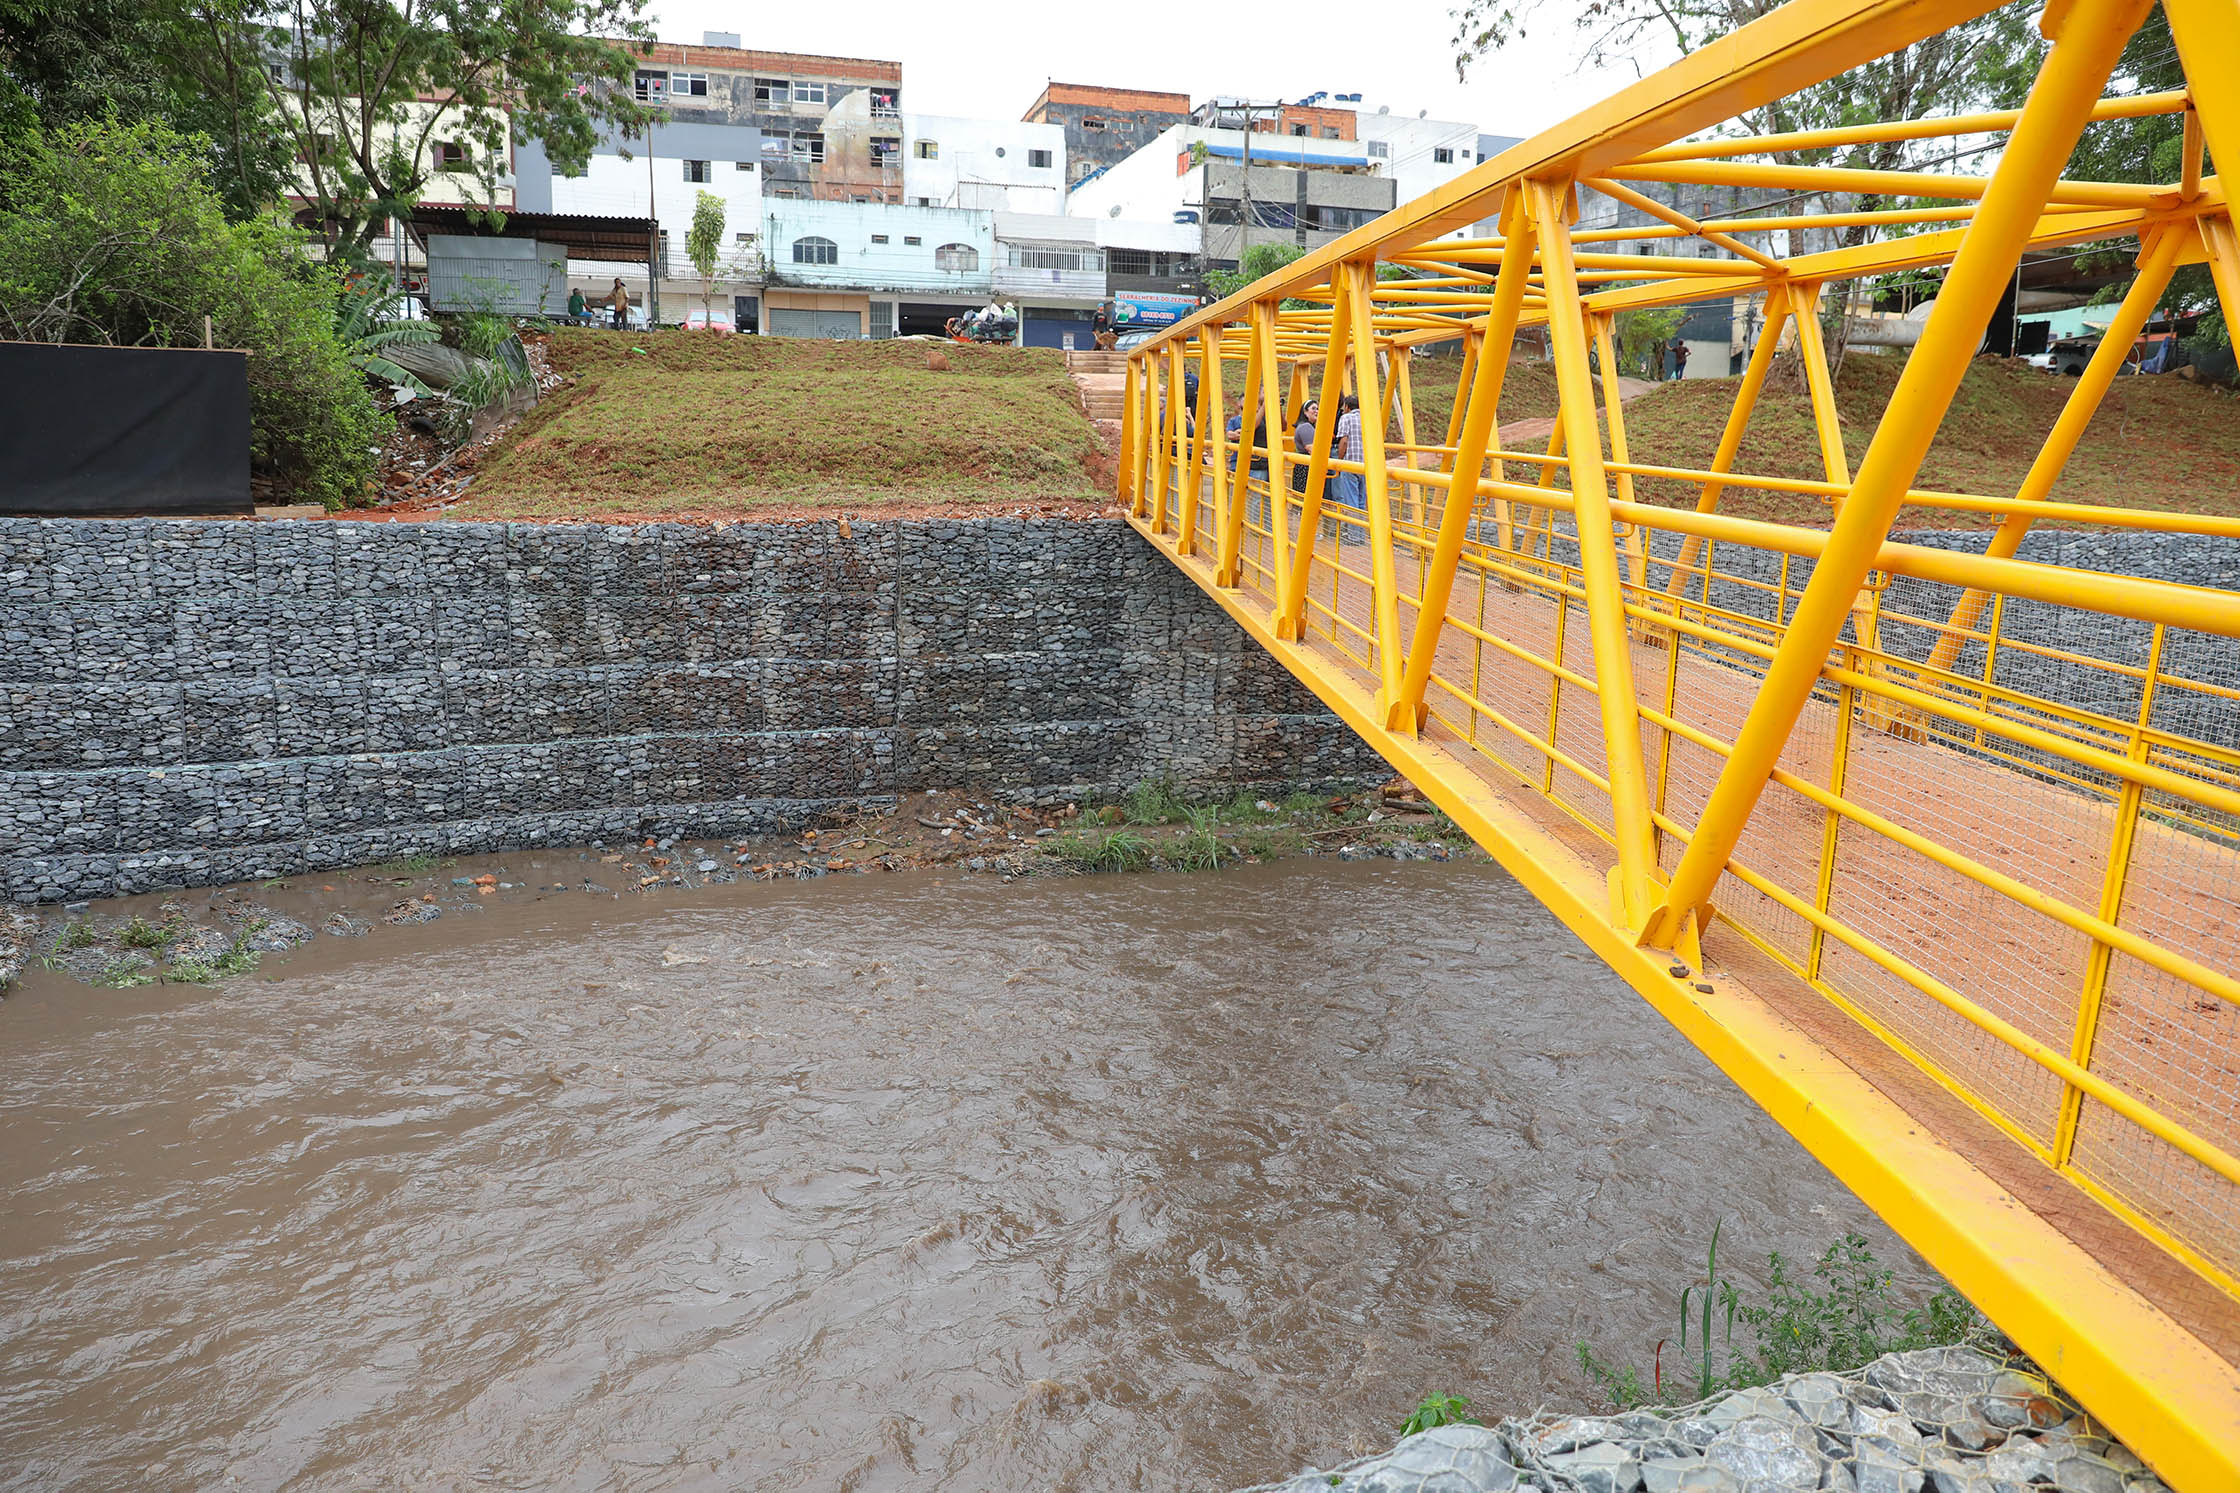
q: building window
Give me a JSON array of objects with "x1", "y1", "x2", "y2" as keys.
[
  {"x1": 767, "y1": 182, "x2": 807, "y2": 199},
  {"x1": 915, "y1": 139, "x2": 938, "y2": 159},
  {"x1": 1434, "y1": 146, "x2": 1455, "y2": 164},
  {"x1": 791, "y1": 132, "x2": 825, "y2": 163},
  {"x1": 634, "y1": 70, "x2": 667, "y2": 101},
  {"x1": 1290, "y1": 123, "x2": 1307, "y2": 137},
  {"x1": 910, "y1": 196, "x2": 932, "y2": 207},
  {"x1": 734, "y1": 231, "x2": 755, "y2": 243},
  {"x1": 683, "y1": 159, "x2": 711, "y2": 182},
  {"x1": 1366, "y1": 141, "x2": 1389, "y2": 158},
  {"x1": 904, "y1": 235, "x2": 922, "y2": 245},
  {"x1": 870, "y1": 89, "x2": 899, "y2": 117},
  {"x1": 871, "y1": 137, "x2": 901, "y2": 164},
  {"x1": 794, "y1": 80, "x2": 827, "y2": 105},
  {"x1": 435, "y1": 140, "x2": 470, "y2": 169},
  {"x1": 1321, "y1": 126, "x2": 1341, "y2": 139},
  {"x1": 1028, "y1": 148, "x2": 1052, "y2": 169},
  {"x1": 792, "y1": 235, "x2": 839, "y2": 265},
  {"x1": 761, "y1": 134, "x2": 789, "y2": 163},
  {"x1": 754, "y1": 77, "x2": 789, "y2": 105},
  {"x1": 934, "y1": 242, "x2": 978, "y2": 272},
  {"x1": 735, "y1": 160, "x2": 754, "y2": 171},
  {"x1": 671, "y1": 72, "x2": 708, "y2": 98},
  {"x1": 1082, "y1": 115, "x2": 1107, "y2": 131},
  {"x1": 871, "y1": 233, "x2": 889, "y2": 244}
]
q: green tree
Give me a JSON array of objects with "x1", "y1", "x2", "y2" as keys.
[
  {"x1": 0, "y1": 116, "x2": 387, "y2": 505},
  {"x1": 685, "y1": 188, "x2": 725, "y2": 324},
  {"x1": 0, "y1": 0, "x2": 293, "y2": 218},
  {"x1": 1614, "y1": 305, "x2": 1687, "y2": 377},
  {"x1": 1206, "y1": 241, "x2": 1309, "y2": 303},
  {"x1": 168, "y1": 0, "x2": 657, "y2": 258}
]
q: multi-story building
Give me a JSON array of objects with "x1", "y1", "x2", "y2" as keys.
[
  {"x1": 1189, "y1": 97, "x2": 1355, "y2": 142},
  {"x1": 517, "y1": 118, "x2": 765, "y2": 317},
  {"x1": 618, "y1": 35, "x2": 903, "y2": 203},
  {"x1": 759, "y1": 198, "x2": 994, "y2": 337},
  {"x1": 1353, "y1": 108, "x2": 1491, "y2": 210},
  {"x1": 1064, "y1": 125, "x2": 1396, "y2": 268},
  {"x1": 1022, "y1": 83, "x2": 1191, "y2": 187},
  {"x1": 901, "y1": 115, "x2": 1067, "y2": 211}
]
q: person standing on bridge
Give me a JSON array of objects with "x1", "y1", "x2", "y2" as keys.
[
  {"x1": 1331, "y1": 395, "x2": 1365, "y2": 515},
  {"x1": 1292, "y1": 399, "x2": 1320, "y2": 503}
]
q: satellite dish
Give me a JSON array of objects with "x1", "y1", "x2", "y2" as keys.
[
  {"x1": 1417, "y1": 109, "x2": 1427, "y2": 118},
  {"x1": 1108, "y1": 204, "x2": 1122, "y2": 217},
  {"x1": 1377, "y1": 105, "x2": 1390, "y2": 115}
]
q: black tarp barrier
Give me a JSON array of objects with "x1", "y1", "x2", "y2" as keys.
[{"x1": 0, "y1": 342, "x2": 252, "y2": 516}]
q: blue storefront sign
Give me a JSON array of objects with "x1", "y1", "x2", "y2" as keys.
[{"x1": 1113, "y1": 292, "x2": 1199, "y2": 328}]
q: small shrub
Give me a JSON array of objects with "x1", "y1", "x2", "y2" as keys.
[
  {"x1": 166, "y1": 931, "x2": 260, "y2": 984},
  {"x1": 95, "y1": 960, "x2": 155, "y2": 988},
  {"x1": 1576, "y1": 1226, "x2": 1992, "y2": 1410},
  {"x1": 1045, "y1": 829, "x2": 1155, "y2": 874},
  {"x1": 117, "y1": 915, "x2": 173, "y2": 949},
  {"x1": 1122, "y1": 776, "x2": 1192, "y2": 826},
  {"x1": 1399, "y1": 1393, "x2": 1480, "y2": 1437},
  {"x1": 55, "y1": 920, "x2": 98, "y2": 951},
  {"x1": 1165, "y1": 808, "x2": 1226, "y2": 872}
]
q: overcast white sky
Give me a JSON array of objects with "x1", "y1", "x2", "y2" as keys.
[{"x1": 645, "y1": 0, "x2": 1668, "y2": 141}]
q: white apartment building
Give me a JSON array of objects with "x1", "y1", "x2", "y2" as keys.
[
  {"x1": 901, "y1": 115, "x2": 1067, "y2": 212},
  {"x1": 518, "y1": 119, "x2": 767, "y2": 315},
  {"x1": 1353, "y1": 107, "x2": 1491, "y2": 217}
]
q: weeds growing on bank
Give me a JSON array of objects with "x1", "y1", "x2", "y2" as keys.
[
  {"x1": 1573, "y1": 1226, "x2": 1991, "y2": 1410},
  {"x1": 1400, "y1": 1393, "x2": 1482, "y2": 1436},
  {"x1": 165, "y1": 937, "x2": 261, "y2": 985},
  {"x1": 1049, "y1": 776, "x2": 1474, "y2": 878}
]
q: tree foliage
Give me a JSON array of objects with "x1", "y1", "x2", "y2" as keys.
[
  {"x1": 1206, "y1": 241, "x2": 1309, "y2": 304},
  {"x1": 0, "y1": 0, "x2": 293, "y2": 218},
  {"x1": 686, "y1": 188, "x2": 724, "y2": 322},
  {"x1": 0, "y1": 116, "x2": 386, "y2": 504},
  {"x1": 167, "y1": 0, "x2": 656, "y2": 257}
]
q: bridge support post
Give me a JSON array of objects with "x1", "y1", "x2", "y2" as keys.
[
  {"x1": 1640, "y1": 0, "x2": 2155, "y2": 951},
  {"x1": 1119, "y1": 356, "x2": 1140, "y2": 513},
  {"x1": 1588, "y1": 311, "x2": 1651, "y2": 597},
  {"x1": 1661, "y1": 283, "x2": 1790, "y2": 602},
  {"x1": 1527, "y1": 177, "x2": 1662, "y2": 927},
  {"x1": 1386, "y1": 190, "x2": 1539, "y2": 735},
  {"x1": 1219, "y1": 302, "x2": 1275, "y2": 587},
  {"x1": 1276, "y1": 266, "x2": 1354, "y2": 641},
  {"x1": 1343, "y1": 260, "x2": 1412, "y2": 722}
]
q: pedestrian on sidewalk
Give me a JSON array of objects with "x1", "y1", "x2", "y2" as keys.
[
  {"x1": 607, "y1": 278, "x2": 631, "y2": 330},
  {"x1": 1092, "y1": 300, "x2": 1118, "y2": 350},
  {"x1": 1672, "y1": 341, "x2": 1690, "y2": 379}
]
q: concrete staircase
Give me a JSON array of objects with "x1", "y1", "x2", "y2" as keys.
[{"x1": 1066, "y1": 349, "x2": 1127, "y2": 423}]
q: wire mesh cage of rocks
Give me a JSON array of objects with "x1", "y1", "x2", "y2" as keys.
[{"x1": 1237, "y1": 1347, "x2": 2168, "y2": 1493}]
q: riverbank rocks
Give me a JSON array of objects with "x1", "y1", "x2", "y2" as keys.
[{"x1": 1237, "y1": 1349, "x2": 2170, "y2": 1493}]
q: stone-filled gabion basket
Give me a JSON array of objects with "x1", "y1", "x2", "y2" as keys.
[{"x1": 1238, "y1": 1348, "x2": 2167, "y2": 1493}]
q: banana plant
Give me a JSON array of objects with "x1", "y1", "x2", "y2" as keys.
[{"x1": 335, "y1": 277, "x2": 440, "y2": 395}]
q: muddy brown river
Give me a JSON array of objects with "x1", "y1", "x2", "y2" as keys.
[{"x1": 0, "y1": 860, "x2": 1918, "y2": 1490}]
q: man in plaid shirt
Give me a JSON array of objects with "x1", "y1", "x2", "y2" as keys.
[{"x1": 1331, "y1": 396, "x2": 1365, "y2": 512}]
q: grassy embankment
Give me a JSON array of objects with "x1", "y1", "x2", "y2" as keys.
[
  {"x1": 1407, "y1": 351, "x2": 2240, "y2": 528},
  {"x1": 468, "y1": 332, "x2": 1106, "y2": 517}
]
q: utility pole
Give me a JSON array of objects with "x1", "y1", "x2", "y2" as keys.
[
  {"x1": 1239, "y1": 101, "x2": 1254, "y2": 268},
  {"x1": 646, "y1": 123, "x2": 662, "y2": 325}
]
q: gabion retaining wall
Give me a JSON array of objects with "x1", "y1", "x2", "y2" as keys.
[{"x1": 0, "y1": 517, "x2": 1384, "y2": 903}]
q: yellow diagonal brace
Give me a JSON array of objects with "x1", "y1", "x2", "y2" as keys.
[
  {"x1": 1344, "y1": 260, "x2": 1410, "y2": 716},
  {"x1": 1643, "y1": 0, "x2": 2158, "y2": 948},
  {"x1": 1389, "y1": 198, "x2": 1540, "y2": 733},
  {"x1": 1527, "y1": 176, "x2": 1661, "y2": 926}
]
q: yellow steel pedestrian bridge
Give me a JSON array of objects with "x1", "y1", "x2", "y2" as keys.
[{"x1": 1115, "y1": 0, "x2": 2240, "y2": 1482}]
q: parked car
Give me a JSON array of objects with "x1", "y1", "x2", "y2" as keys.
[
  {"x1": 680, "y1": 309, "x2": 735, "y2": 333},
  {"x1": 1114, "y1": 328, "x2": 1160, "y2": 352}
]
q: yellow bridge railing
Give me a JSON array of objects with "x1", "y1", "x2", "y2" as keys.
[{"x1": 1115, "y1": 0, "x2": 2240, "y2": 1484}]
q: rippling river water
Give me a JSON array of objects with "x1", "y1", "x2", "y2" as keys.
[{"x1": 0, "y1": 860, "x2": 1916, "y2": 1490}]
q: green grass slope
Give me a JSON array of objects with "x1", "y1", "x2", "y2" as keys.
[{"x1": 469, "y1": 332, "x2": 1105, "y2": 517}]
